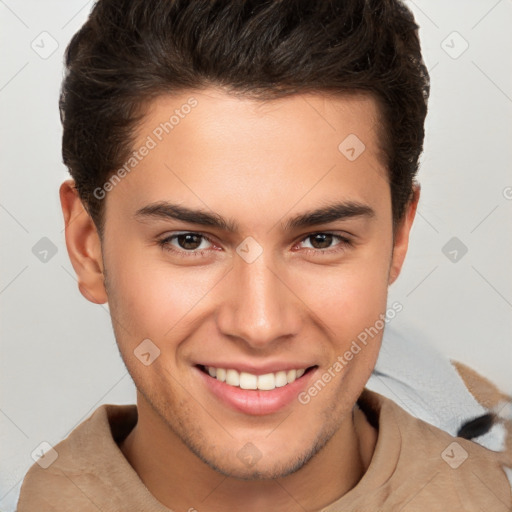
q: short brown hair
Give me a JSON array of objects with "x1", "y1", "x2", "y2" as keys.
[{"x1": 60, "y1": 0, "x2": 430, "y2": 234}]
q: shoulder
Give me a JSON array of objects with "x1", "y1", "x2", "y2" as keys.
[
  {"x1": 17, "y1": 466, "x2": 96, "y2": 511},
  {"x1": 371, "y1": 388, "x2": 512, "y2": 510},
  {"x1": 17, "y1": 404, "x2": 137, "y2": 511}
]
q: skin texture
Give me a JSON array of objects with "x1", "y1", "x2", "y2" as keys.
[{"x1": 60, "y1": 88, "x2": 419, "y2": 511}]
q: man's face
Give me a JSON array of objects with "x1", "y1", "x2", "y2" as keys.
[{"x1": 95, "y1": 88, "x2": 406, "y2": 478}]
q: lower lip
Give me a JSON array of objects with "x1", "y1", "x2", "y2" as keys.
[{"x1": 195, "y1": 367, "x2": 317, "y2": 416}]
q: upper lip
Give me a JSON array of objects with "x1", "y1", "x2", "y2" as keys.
[{"x1": 196, "y1": 362, "x2": 317, "y2": 375}]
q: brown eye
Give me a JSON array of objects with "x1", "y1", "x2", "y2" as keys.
[
  {"x1": 176, "y1": 233, "x2": 204, "y2": 250},
  {"x1": 157, "y1": 232, "x2": 214, "y2": 256},
  {"x1": 297, "y1": 232, "x2": 353, "y2": 256},
  {"x1": 308, "y1": 233, "x2": 334, "y2": 249}
]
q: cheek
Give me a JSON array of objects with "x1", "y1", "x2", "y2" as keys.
[
  {"x1": 104, "y1": 245, "x2": 222, "y2": 345},
  {"x1": 298, "y1": 251, "x2": 391, "y2": 337}
]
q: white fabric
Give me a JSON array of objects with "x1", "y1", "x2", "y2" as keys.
[{"x1": 367, "y1": 325, "x2": 507, "y2": 452}]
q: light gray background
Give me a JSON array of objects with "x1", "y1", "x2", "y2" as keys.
[{"x1": 1, "y1": 1, "x2": 511, "y2": 510}]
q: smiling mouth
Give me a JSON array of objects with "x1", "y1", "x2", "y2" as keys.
[{"x1": 197, "y1": 364, "x2": 317, "y2": 391}]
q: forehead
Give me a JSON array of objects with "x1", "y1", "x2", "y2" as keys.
[
  {"x1": 106, "y1": 87, "x2": 390, "y2": 223},
  {"x1": 140, "y1": 87, "x2": 383, "y2": 154}
]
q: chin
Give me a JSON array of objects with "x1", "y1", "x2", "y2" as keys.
[
  {"x1": 182, "y1": 415, "x2": 342, "y2": 481},
  {"x1": 195, "y1": 447, "x2": 315, "y2": 481}
]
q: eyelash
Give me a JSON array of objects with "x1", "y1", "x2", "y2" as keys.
[{"x1": 156, "y1": 231, "x2": 353, "y2": 258}]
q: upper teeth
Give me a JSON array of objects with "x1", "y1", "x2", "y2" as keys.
[{"x1": 206, "y1": 366, "x2": 306, "y2": 390}]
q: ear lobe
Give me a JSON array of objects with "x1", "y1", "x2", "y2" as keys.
[
  {"x1": 60, "y1": 179, "x2": 108, "y2": 304},
  {"x1": 388, "y1": 184, "x2": 420, "y2": 286}
]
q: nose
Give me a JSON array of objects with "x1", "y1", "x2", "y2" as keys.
[{"x1": 215, "y1": 250, "x2": 302, "y2": 350}]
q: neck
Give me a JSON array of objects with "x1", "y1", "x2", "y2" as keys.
[{"x1": 120, "y1": 393, "x2": 377, "y2": 512}]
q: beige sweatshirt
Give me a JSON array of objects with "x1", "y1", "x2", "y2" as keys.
[{"x1": 17, "y1": 368, "x2": 512, "y2": 511}]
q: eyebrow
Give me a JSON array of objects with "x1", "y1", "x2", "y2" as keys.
[{"x1": 134, "y1": 200, "x2": 375, "y2": 233}]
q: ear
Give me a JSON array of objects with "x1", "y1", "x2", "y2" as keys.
[
  {"x1": 388, "y1": 184, "x2": 420, "y2": 285},
  {"x1": 60, "y1": 179, "x2": 108, "y2": 304}
]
